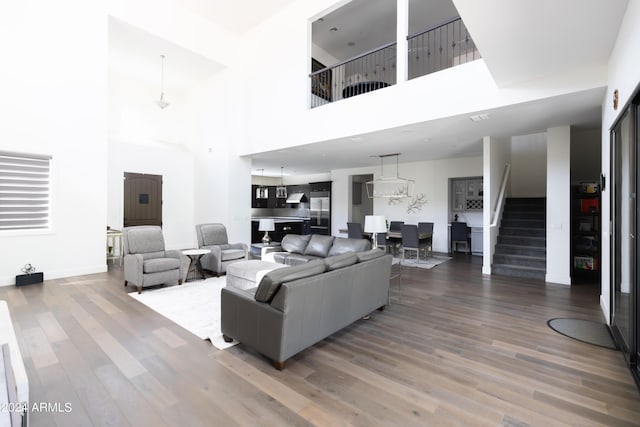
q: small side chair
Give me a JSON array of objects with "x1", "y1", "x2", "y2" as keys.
[{"x1": 123, "y1": 226, "x2": 183, "y2": 294}]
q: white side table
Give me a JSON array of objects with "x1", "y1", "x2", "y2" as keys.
[{"x1": 182, "y1": 249, "x2": 211, "y2": 282}]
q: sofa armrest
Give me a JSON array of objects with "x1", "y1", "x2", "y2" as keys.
[
  {"x1": 124, "y1": 254, "x2": 144, "y2": 286},
  {"x1": 164, "y1": 250, "x2": 184, "y2": 277},
  {"x1": 221, "y1": 287, "x2": 285, "y2": 362}
]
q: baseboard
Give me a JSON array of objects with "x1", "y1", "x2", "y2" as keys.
[
  {"x1": 545, "y1": 273, "x2": 571, "y2": 285},
  {"x1": 0, "y1": 264, "x2": 107, "y2": 287}
]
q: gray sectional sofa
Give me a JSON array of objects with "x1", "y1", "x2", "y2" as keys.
[
  {"x1": 221, "y1": 248, "x2": 392, "y2": 369},
  {"x1": 266, "y1": 234, "x2": 371, "y2": 265}
]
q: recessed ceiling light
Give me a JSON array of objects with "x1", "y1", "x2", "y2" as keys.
[
  {"x1": 330, "y1": 27, "x2": 338, "y2": 32},
  {"x1": 470, "y1": 113, "x2": 490, "y2": 122},
  {"x1": 347, "y1": 41, "x2": 355, "y2": 47}
]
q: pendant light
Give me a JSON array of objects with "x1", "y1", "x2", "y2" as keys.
[
  {"x1": 276, "y1": 166, "x2": 287, "y2": 199},
  {"x1": 256, "y1": 169, "x2": 268, "y2": 199},
  {"x1": 155, "y1": 54, "x2": 170, "y2": 109},
  {"x1": 366, "y1": 153, "x2": 415, "y2": 198}
]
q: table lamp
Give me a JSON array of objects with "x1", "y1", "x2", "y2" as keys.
[
  {"x1": 364, "y1": 215, "x2": 387, "y2": 249},
  {"x1": 259, "y1": 219, "x2": 275, "y2": 245}
]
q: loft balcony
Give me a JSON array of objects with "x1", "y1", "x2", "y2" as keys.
[{"x1": 310, "y1": 17, "x2": 480, "y2": 109}]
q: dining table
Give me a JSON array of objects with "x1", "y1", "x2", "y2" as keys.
[{"x1": 385, "y1": 231, "x2": 432, "y2": 255}]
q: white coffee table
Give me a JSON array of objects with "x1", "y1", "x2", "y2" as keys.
[{"x1": 182, "y1": 249, "x2": 211, "y2": 282}]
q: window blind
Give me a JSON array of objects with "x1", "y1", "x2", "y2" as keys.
[{"x1": 0, "y1": 151, "x2": 52, "y2": 231}]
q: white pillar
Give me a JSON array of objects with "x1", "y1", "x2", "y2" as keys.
[
  {"x1": 396, "y1": 0, "x2": 408, "y2": 84},
  {"x1": 546, "y1": 126, "x2": 572, "y2": 285}
]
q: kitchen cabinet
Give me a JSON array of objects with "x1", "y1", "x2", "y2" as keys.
[
  {"x1": 310, "y1": 181, "x2": 331, "y2": 192},
  {"x1": 452, "y1": 177, "x2": 483, "y2": 211},
  {"x1": 251, "y1": 185, "x2": 269, "y2": 208}
]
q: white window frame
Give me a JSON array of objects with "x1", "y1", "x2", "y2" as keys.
[{"x1": 0, "y1": 151, "x2": 52, "y2": 232}]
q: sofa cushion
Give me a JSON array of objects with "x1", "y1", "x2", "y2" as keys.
[
  {"x1": 200, "y1": 224, "x2": 228, "y2": 246},
  {"x1": 255, "y1": 259, "x2": 327, "y2": 303},
  {"x1": 221, "y1": 248, "x2": 245, "y2": 261},
  {"x1": 324, "y1": 252, "x2": 358, "y2": 271},
  {"x1": 284, "y1": 253, "x2": 321, "y2": 265},
  {"x1": 328, "y1": 237, "x2": 371, "y2": 256},
  {"x1": 356, "y1": 248, "x2": 386, "y2": 262},
  {"x1": 127, "y1": 228, "x2": 165, "y2": 254},
  {"x1": 143, "y1": 257, "x2": 181, "y2": 274},
  {"x1": 281, "y1": 234, "x2": 311, "y2": 254},
  {"x1": 304, "y1": 235, "x2": 335, "y2": 258}
]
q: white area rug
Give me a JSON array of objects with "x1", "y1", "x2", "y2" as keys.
[
  {"x1": 392, "y1": 255, "x2": 451, "y2": 270},
  {"x1": 129, "y1": 277, "x2": 237, "y2": 350}
]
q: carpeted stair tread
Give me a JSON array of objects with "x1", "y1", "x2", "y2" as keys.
[
  {"x1": 499, "y1": 227, "x2": 546, "y2": 237},
  {"x1": 493, "y1": 197, "x2": 547, "y2": 280},
  {"x1": 493, "y1": 253, "x2": 546, "y2": 268},
  {"x1": 495, "y1": 244, "x2": 546, "y2": 256},
  {"x1": 492, "y1": 263, "x2": 546, "y2": 280}
]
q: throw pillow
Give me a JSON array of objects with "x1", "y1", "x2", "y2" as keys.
[
  {"x1": 328, "y1": 237, "x2": 371, "y2": 256},
  {"x1": 281, "y1": 234, "x2": 311, "y2": 254},
  {"x1": 304, "y1": 235, "x2": 335, "y2": 257}
]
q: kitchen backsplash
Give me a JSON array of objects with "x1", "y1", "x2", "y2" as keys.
[{"x1": 252, "y1": 205, "x2": 311, "y2": 218}]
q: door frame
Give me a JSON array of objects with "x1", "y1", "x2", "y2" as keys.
[{"x1": 609, "y1": 84, "x2": 640, "y2": 389}]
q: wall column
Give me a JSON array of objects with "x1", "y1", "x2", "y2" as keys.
[{"x1": 546, "y1": 126, "x2": 572, "y2": 285}]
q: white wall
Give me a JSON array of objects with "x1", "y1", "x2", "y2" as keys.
[
  {"x1": 107, "y1": 72, "x2": 196, "y2": 250},
  {"x1": 601, "y1": 0, "x2": 640, "y2": 322},
  {"x1": 483, "y1": 136, "x2": 511, "y2": 275},
  {"x1": 107, "y1": 141, "x2": 195, "y2": 250},
  {"x1": 0, "y1": 0, "x2": 108, "y2": 286},
  {"x1": 231, "y1": 0, "x2": 607, "y2": 157},
  {"x1": 332, "y1": 156, "x2": 483, "y2": 253},
  {"x1": 510, "y1": 133, "x2": 547, "y2": 197},
  {"x1": 182, "y1": 70, "x2": 252, "y2": 245},
  {"x1": 546, "y1": 126, "x2": 571, "y2": 285}
]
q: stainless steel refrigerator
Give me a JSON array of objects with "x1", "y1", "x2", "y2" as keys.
[{"x1": 310, "y1": 191, "x2": 330, "y2": 235}]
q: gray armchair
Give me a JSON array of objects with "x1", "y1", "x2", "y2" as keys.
[
  {"x1": 123, "y1": 226, "x2": 183, "y2": 294},
  {"x1": 195, "y1": 223, "x2": 248, "y2": 276}
]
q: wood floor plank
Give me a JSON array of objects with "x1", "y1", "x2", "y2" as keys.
[{"x1": 0, "y1": 256, "x2": 638, "y2": 426}]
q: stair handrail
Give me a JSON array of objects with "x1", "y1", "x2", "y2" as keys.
[{"x1": 490, "y1": 163, "x2": 511, "y2": 228}]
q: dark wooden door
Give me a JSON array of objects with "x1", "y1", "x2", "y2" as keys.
[{"x1": 124, "y1": 172, "x2": 162, "y2": 227}]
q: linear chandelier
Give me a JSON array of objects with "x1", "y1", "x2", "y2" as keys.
[{"x1": 366, "y1": 153, "x2": 415, "y2": 198}]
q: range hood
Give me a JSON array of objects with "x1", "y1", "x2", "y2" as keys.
[{"x1": 285, "y1": 192, "x2": 307, "y2": 203}]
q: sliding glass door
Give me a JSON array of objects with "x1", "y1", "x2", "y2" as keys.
[{"x1": 611, "y1": 96, "x2": 639, "y2": 385}]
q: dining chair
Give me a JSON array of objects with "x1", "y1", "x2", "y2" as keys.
[
  {"x1": 418, "y1": 222, "x2": 434, "y2": 257},
  {"x1": 389, "y1": 221, "x2": 404, "y2": 232},
  {"x1": 451, "y1": 222, "x2": 471, "y2": 254},
  {"x1": 388, "y1": 221, "x2": 404, "y2": 254},
  {"x1": 347, "y1": 222, "x2": 364, "y2": 239},
  {"x1": 401, "y1": 224, "x2": 429, "y2": 263},
  {"x1": 376, "y1": 232, "x2": 389, "y2": 253}
]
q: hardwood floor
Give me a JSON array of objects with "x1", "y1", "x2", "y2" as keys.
[{"x1": 1, "y1": 255, "x2": 639, "y2": 426}]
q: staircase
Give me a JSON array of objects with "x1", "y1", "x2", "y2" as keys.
[{"x1": 492, "y1": 197, "x2": 546, "y2": 280}]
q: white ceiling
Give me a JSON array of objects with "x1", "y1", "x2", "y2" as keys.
[
  {"x1": 313, "y1": 0, "x2": 459, "y2": 63},
  {"x1": 252, "y1": 0, "x2": 629, "y2": 176},
  {"x1": 178, "y1": 0, "x2": 298, "y2": 36},
  {"x1": 250, "y1": 87, "x2": 604, "y2": 176},
  {"x1": 108, "y1": 17, "x2": 225, "y2": 91},
  {"x1": 454, "y1": 0, "x2": 629, "y2": 86}
]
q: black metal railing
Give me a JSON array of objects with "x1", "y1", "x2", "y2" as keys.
[
  {"x1": 310, "y1": 42, "x2": 396, "y2": 109},
  {"x1": 309, "y1": 17, "x2": 480, "y2": 108},
  {"x1": 407, "y1": 17, "x2": 480, "y2": 80}
]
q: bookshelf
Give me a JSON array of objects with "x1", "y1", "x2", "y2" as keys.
[{"x1": 571, "y1": 182, "x2": 600, "y2": 282}]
